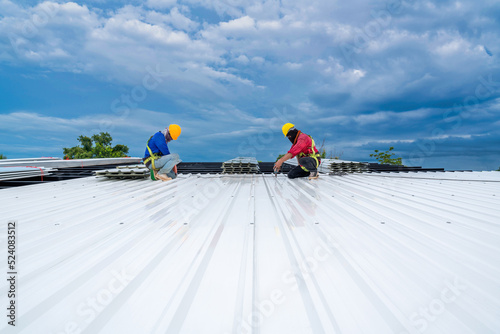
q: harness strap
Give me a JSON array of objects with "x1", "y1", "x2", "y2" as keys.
[
  {"x1": 299, "y1": 136, "x2": 321, "y2": 172},
  {"x1": 144, "y1": 135, "x2": 161, "y2": 170}
]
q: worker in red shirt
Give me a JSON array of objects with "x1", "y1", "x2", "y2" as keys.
[{"x1": 274, "y1": 123, "x2": 321, "y2": 179}]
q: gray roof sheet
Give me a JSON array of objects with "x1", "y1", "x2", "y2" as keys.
[{"x1": 1, "y1": 172, "x2": 499, "y2": 333}]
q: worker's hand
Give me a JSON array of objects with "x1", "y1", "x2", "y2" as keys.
[{"x1": 274, "y1": 159, "x2": 283, "y2": 172}]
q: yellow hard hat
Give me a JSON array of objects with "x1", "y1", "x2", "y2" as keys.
[
  {"x1": 282, "y1": 123, "x2": 295, "y2": 137},
  {"x1": 169, "y1": 124, "x2": 181, "y2": 140}
]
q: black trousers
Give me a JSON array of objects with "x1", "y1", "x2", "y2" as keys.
[{"x1": 288, "y1": 157, "x2": 319, "y2": 179}]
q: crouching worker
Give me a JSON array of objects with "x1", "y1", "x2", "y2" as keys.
[
  {"x1": 143, "y1": 124, "x2": 182, "y2": 181},
  {"x1": 274, "y1": 123, "x2": 321, "y2": 180}
]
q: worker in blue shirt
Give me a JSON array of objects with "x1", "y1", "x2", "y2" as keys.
[{"x1": 143, "y1": 124, "x2": 182, "y2": 181}]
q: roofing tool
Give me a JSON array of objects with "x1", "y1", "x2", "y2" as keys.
[{"x1": 273, "y1": 170, "x2": 278, "y2": 177}]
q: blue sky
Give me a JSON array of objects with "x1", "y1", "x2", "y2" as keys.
[{"x1": 1, "y1": 0, "x2": 499, "y2": 170}]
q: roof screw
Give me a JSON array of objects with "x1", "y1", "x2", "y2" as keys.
[
  {"x1": 381, "y1": 222, "x2": 385, "y2": 224},
  {"x1": 446, "y1": 221, "x2": 451, "y2": 224},
  {"x1": 120, "y1": 222, "x2": 124, "y2": 225},
  {"x1": 184, "y1": 222, "x2": 188, "y2": 225}
]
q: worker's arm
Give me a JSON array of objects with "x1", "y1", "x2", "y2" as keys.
[{"x1": 274, "y1": 152, "x2": 293, "y2": 172}]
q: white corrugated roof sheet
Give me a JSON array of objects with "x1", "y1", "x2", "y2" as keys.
[
  {"x1": 1, "y1": 172, "x2": 499, "y2": 333},
  {"x1": 285, "y1": 158, "x2": 369, "y2": 173},
  {"x1": 0, "y1": 157, "x2": 142, "y2": 168},
  {"x1": 0, "y1": 167, "x2": 53, "y2": 181}
]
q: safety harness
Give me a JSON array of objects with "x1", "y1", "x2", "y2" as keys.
[
  {"x1": 298, "y1": 134, "x2": 321, "y2": 172},
  {"x1": 143, "y1": 136, "x2": 161, "y2": 170}
]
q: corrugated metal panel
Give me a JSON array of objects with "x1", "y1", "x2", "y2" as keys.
[
  {"x1": 223, "y1": 157, "x2": 260, "y2": 174},
  {"x1": 1, "y1": 172, "x2": 499, "y2": 334},
  {"x1": 0, "y1": 157, "x2": 62, "y2": 163},
  {"x1": 0, "y1": 167, "x2": 53, "y2": 181},
  {"x1": 95, "y1": 166, "x2": 150, "y2": 179},
  {"x1": 285, "y1": 159, "x2": 370, "y2": 173},
  {"x1": 0, "y1": 157, "x2": 142, "y2": 168}
]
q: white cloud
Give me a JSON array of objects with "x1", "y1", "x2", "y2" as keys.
[
  {"x1": 145, "y1": 7, "x2": 199, "y2": 31},
  {"x1": 0, "y1": 109, "x2": 195, "y2": 146},
  {"x1": 433, "y1": 34, "x2": 470, "y2": 56},
  {"x1": 0, "y1": 112, "x2": 101, "y2": 133},
  {"x1": 165, "y1": 7, "x2": 198, "y2": 31},
  {"x1": 251, "y1": 56, "x2": 265, "y2": 64},
  {"x1": 285, "y1": 62, "x2": 302, "y2": 70},
  {"x1": 219, "y1": 15, "x2": 255, "y2": 32},
  {"x1": 234, "y1": 54, "x2": 249, "y2": 64},
  {"x1": 0, "y1": 0, "x2": 23, "y2": 16},
  {"x1": 0, "y1": 0, "x2": 499, "y2": 166},
  {"x1": 0, "y1": 2, "x2": 253, "y2": 98},
  {"x1": 256, "y1": 20, "x2": 282, "y2": 30}
]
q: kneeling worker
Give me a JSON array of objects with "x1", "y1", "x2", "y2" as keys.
[
  {"x1": 143, "y1": 124, "x2": 182, "y2": 181},
  {"x1": 274, "y1": 123, "x2": 321, "y2": 179}
]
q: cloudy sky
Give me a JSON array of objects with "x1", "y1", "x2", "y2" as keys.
[{"x1": 1, "y1": 0, "x2": 499, "y2": 170}]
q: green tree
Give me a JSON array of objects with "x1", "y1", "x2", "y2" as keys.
[
  {"x1": 370, "y1": 147, "x2": 403, "y2": 165},
  {"x1": 0, "y1": 154, "x2": 6, "y2": 159},
  {"x1": 63, "y1": 132, "x2": 129, "y2": 159},
  {"x1": 92, "y1": 132, "x2": 112, "y2": 147}
]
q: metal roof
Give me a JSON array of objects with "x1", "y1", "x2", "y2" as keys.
[
  {"x1": 285, "y1": 158, "x2": 369, "y2": 173},
  {"x1": 1, "y1": 172, "x2": 499, "y2": 333},
  {"x1": 0, "y1": 157, "x2": 61, "y2": 163},
  {"x1": 0, "y1": 167, "x2": 54, "y2": 181},
  {"x1": 0, "y1": 157, "x2": 142, "y2": 168}
]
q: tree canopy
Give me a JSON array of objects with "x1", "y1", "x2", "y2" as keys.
[
  {"x1": 370, "y1": 147, "x2": 403, "y2": 165},
  {"x1": 63, "y1": 132, "x2": 129, "y2": 159}
]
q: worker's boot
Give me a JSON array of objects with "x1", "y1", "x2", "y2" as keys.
[
  {"x1": 308, "y1": 171, "x2": 319, "y2": 180},
  {"x1": 155, "y1": 172, "x2": 173, "y2": 182}
]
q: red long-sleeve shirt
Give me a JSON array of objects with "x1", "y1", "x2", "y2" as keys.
[{"x1": 288, "y1": 133, "x2": 319, "y2": 158}]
